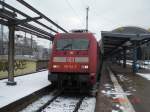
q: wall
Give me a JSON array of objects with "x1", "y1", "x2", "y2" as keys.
[{"x1": 0, "y1": 59, "x2": 37, "y2": 79}]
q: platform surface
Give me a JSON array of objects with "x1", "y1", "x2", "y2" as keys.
[
  {"x1": 95, "y1": 62, "x2": 150, "y2": 112},
  {"x1": 0, "y1": 70, "x2": 50, "y2": 108}
]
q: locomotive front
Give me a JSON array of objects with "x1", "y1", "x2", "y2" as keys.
[{"x1": 48, "y1": 32, "x2": 98, "y2": 88}]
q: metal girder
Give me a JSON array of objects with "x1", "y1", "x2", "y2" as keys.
[
  {"x1": 102, "y1": 31, "x2": 150, "y2": 41},
  {"x1": 140, "y1": 38, "x2": 150, "y2": 45},
  {"x1": 103, "y1": 36, "x2": 127, "y2": 41},
  {"x1": 104, "y1": 44, "x2": 116, "y2": 48},
  {"x1": 129, "y1": 34, "x2": 150, "y2": 41},
  {"x1": 0, "y1": 1, "x2": 26, "y2": 16},
  {"x1": 103, "y1": 36, "x2": 127, "y2": 40},
  {"x1": 107, "y1": 49, "x2": 123, "y2": 57},
  {"x1": 0, "y1": 1, "x2": 59, "y2": 33},
  {"x1": 16, "y1": 0, "x2": 68, "y2": 33},
  {"x1": 102, "y1": 35, "x2": 129, "y2": 57},
  {"x1": 0, "y1": 9, "x2": 16, "y2": 21},
  {"x1": 15, "y1": 16, "x2": 42, "y2": 25},
  {"x1": 102, "y1": 31, "x2": 137, "y2": 38},
  {"x1": 16, "y1": 26, "x2": 47, "y2": 38},
  {"x1": 140, "y1": 33, "x2": 150, "y2": 38},
  {"x1": 103, "y1": 42, "x2": 121, "y2": 46},
  {"x1": 0, "y1": 8, "x2": 17, "y2": 18},
  {"x1": 105, "y1": 39, "x2": 128, "y2": 56},
  {"x1": 0, "y1": 18, "x2": 54, "y2": 40},
  {"x1": 103, "y1": 39, "x2": 124, "y2": 45},
  {"x1": 35, "y1": 20, "x2": 58, "y2": 33},
  {"x1": 23, "y1": 23, "x2": 53, "y2": 37},
  {"x1": 0, "y1": 19, "x2": 8, "y2": 26},
  {"x1": 16, "y1": 26, "x2": 54, "y2": 40},
  {"x1": 0, "y1": 14, "x2": 53, "y2": 39}
]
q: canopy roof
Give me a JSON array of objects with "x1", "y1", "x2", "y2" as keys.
[{"x1": 101, "y1": 26, "x2": 150, "y2": 58}]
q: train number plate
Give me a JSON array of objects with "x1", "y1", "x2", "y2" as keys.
[{"x1": 66, "y1": 57, "x2": 75, "y2": 62}]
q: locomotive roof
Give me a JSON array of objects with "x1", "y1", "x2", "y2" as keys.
[{"x1": 56, "y1": 32, "x2": 95, "y2": 38}]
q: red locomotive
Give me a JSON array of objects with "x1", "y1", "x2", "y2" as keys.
[{"x1": 48, "y1": 30, "x2": 101, "y2": 92}]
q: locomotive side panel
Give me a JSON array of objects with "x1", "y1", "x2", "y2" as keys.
[{"x1": 88, "y1": 34, "x2": 98, "y2": 84}]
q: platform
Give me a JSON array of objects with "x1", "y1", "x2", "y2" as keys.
[
  {"x1": 0, "y1": 70, "x2": 50, "y2": 108},
  {"x1": 95, "y1": 62, "x2": 150, "y2": 112}
]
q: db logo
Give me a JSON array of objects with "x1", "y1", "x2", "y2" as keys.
[{"x1": 66, "y1": 57, "x2": 75, "y2": 62}]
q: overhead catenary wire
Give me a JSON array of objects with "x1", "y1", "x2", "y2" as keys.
[
  {"x1": 78, "y1": 0, "x2": 119, "y2": 40},
  {"x1": 80, "y1": 0, "x2": 86, "y2": 8},
  {"x1": 81, "y1": 0, "x2": 121, "y2": 27},
  {"x1": 65, "y1": 0, "x2": 83, "y2": 24}
]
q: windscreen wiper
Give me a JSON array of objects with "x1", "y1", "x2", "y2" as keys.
[{"x1": 61, "y1": 43, "x2": 72, "y2": 50}]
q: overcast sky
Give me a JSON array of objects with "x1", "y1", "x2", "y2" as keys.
[{"x1": 4, "y1": 0, "x2": 150, "y2": 47}]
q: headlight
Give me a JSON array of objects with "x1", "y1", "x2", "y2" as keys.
[
  {"x1": 81, "y1": 65, "x2": 89, "y2": 69},
  {"x1": 53, "y1": 65, "x2": 60, "y2": 68}
]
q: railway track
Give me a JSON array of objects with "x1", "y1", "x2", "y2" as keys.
[
  {"x1": 73, "y1": 97, "x2": 85, "y2": 112},
  {"x1": 20, "y1": 88, "x2": 96, "y2": 112},
  {"x1": 20, "y1": 89, "x2": 63, "y2": 112},
  {"x1": 41, "y1": 95, "x2": 85, "y2": 112},
  {"x1": 37, "y1": 89, "x2": 64, "y2": 112}
]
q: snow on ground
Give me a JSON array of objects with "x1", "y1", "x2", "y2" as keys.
[
  {"x1": 136, "y1": 73, "x2": 150, "y2": 80},
  {"x1": 42, "y1": 96, "x2": 96, "y2": 112},
  {"x1": 121, "y1": 60, "x2": 150, "y2": 81},
  {"x1": 103, "y1": 68, "x2": 135, "y2": 112},
  {"x1": 0, "y1": 70, "x2": 50, "y2": 108},
  {"x1": 20, "y1": 91, "x2": 57, "y2": 112},
  {"x1": 78, "y1": 97, "x2": 96, "y2": 112},
  {"x1": 42, "y1": 96, "x2": 79, "y2": 112},
  {"x1": 101, "y1": 83, "x2": 132, "y2": 112},
  {"x1": 121, "y1": 60, "x2": 150, "y2": 70}
]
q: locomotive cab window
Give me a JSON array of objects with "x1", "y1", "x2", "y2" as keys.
[{"x1": 56, "y1": 38, "x2": 89, "y2": 50}]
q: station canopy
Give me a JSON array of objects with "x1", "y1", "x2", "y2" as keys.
[{"x1": 101, "y1": 26, "x2": 150, "y2": 58}]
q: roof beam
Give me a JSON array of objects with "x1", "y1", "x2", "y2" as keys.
[
  {"x1": 0, "y1": 19, "x2": 8, "y2": 26},
  {"x1": 35, "y1": 20, "x2": 58, "y2": 33},
  {"x1": 102, "y1": 31, "x2": 137, "y2": 38},
  {"x1": 0, "y1": 1, "x2": 58, "y2": 33},
  {"x1": 16, "y1": 0, "x2": 68, "y2": 33},
  {"x1": 105, "y1": 39, "x2": 128, "y2": 56},
  {"x1": 22, "y1": 23, "x2": 53, "y2": 37},
  {"x1": 15, "y1": 16, "x2": 42, "y2": 25},
  {"x1": 16, "y1": 26, "x2": 54, "y2": 40},
  {"x1": 0, "y1": 9, "x2": 17, "y2": 21}
]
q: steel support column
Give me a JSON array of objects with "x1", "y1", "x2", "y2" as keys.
[
  {"x1": 132, "y1": 42, "x2": 138, "y2": 73},
  {"x1": 123, "y1": 47, "x2": 126, "y2": 68},
  {"x1": 7, "y1": 24, "x2": 17, "y2": 85},
  {"x1": 118, "y1": 53, "x2": 121, "y2": 65}
]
